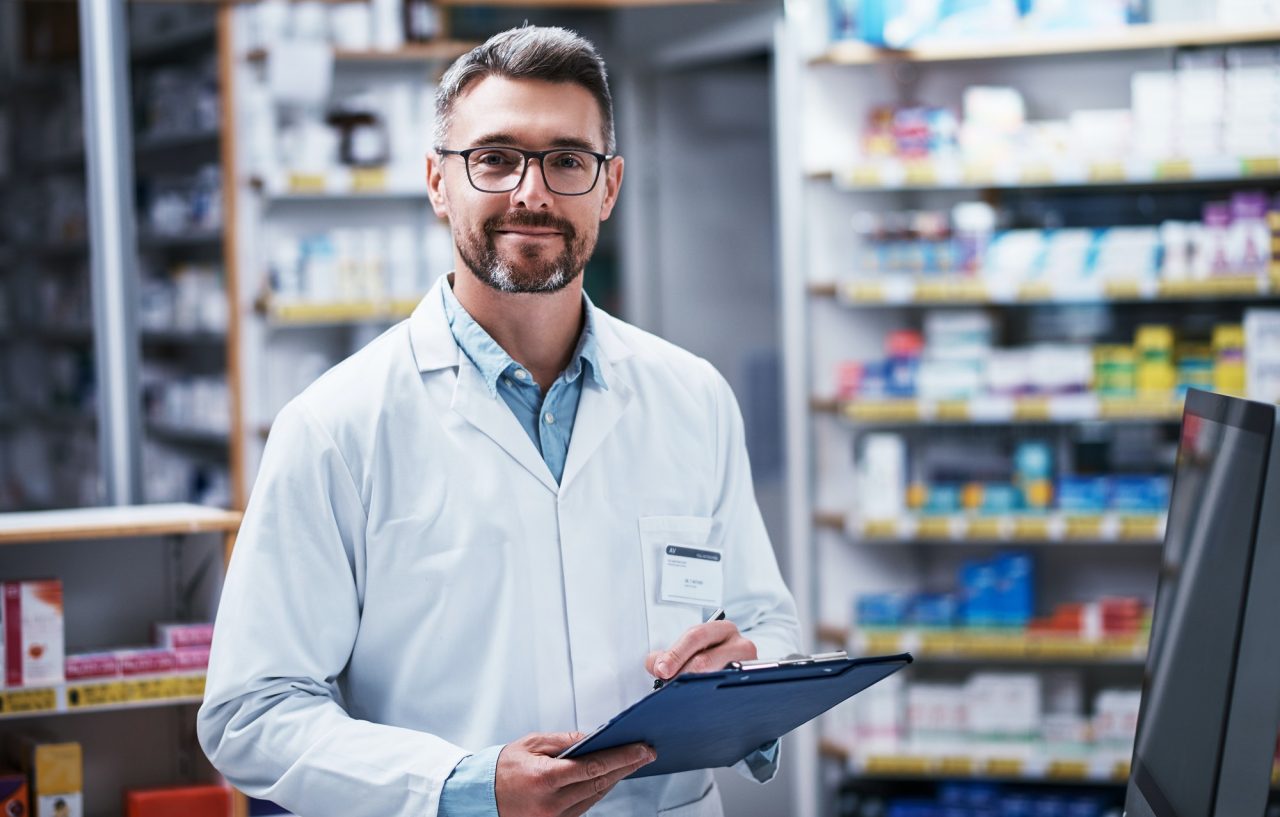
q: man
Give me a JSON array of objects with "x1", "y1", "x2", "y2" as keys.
[{"x1": 198, "y1": 25, "x2": 800, "y2": 817}]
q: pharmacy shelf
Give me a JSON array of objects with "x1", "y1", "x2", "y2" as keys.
[
  {"x1": 813, "y1": 394, "x2": 1185, "y2": 426},
  {"x1": 137, "y1": 230, "x2": 224, "y2": 251},
  {"x1": 813, "y1": 154, "x2": 1280, "y2": 193},
  {"x1": 814, "y1": 511, "x2": 1166, "y2": 546},
  {"x1": 814, "y1": 22, "x2": 1280, "y2": 66},
  {"x1": 819, "y1": 742, "x2": 1133, "y2": 786},
  {"x1": 809, "y1": 272, "x2": 1280, "y2": 308},
  {"x1": 0, "y1": 674, "x2": 206, "y2": 720},
  {"x1": 246, "y1": 41, "x2": 479, "y2": 65},
  {"x1": 821, "y1": 626, "x2": 1148, "y2": 666},
  {"x1": 251, "y1": 173, "x2": 431, "y2": 202},
  {"x1": 134, "y1": 129, "x2": 221, "y2": 158},
  {"x1": 262, "y1": 296, "x2": 422, "y2": 326},
  {"x1": 146, "y1": 423, "x2": 231, "y2": 449},
  {"x1": 140, "y1": 329, "x2": 227, "y2": 346},
  {"x1": 0, "y1": 503, "x2": 242, "y2": 545}
]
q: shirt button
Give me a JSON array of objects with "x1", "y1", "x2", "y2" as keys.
[
  {"x1": 544, "y1": 412, "x2": 555, "y2": 425},
  {"x1": 514, "y1": 369, "x2": 529, "y2": 380}
]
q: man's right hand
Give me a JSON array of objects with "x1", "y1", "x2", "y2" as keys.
[{"x1": 495, "y1": 732, "x2": 656, "y2": 817}]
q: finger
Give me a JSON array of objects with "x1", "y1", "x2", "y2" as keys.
[
  {"x1": 551, "y1": 742, "x2": 655, "y2": 787},
  {"x1": 557, "y1": 749, "x2": 655, "y2": 811},
  {"x1": 655, "y1": 621, "x2": 739, "y2": 679},
  {"x1": 561, "y1": 790, "x2": 610, "y2": 817},
  {"x1": 677, "y1": 638, "x2": 758, "y2": 675},
  {"x1": 524, "y1": 731, "x2": 587, "y2": 756}
]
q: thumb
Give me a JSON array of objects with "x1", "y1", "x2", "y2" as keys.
[
  {"x1": 644, "y1": 650, "x2": 664, "y2": 676},
  {"x1": 527, "y1": 731, "x2": 586, "y2": 755}
]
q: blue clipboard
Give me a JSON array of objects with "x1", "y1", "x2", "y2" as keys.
[{"x1": 558, "y1": 651, "x2": 913, "y2": 778}]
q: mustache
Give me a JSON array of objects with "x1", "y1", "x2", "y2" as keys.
[{"x1": 485, "y1": 212, "x2": 576, "y2": 239}]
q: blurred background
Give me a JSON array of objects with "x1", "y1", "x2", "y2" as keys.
[{"x1": 1, "y1": 0, "x2": 1279, "y2": 815}]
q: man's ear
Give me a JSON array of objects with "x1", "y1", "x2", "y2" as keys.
[
  {"x1": 599, "y1": 155, "x2": 625, "y2": 222},
  {"x1": 427, "y1": 151, "x2": 450, "y2": 219}
]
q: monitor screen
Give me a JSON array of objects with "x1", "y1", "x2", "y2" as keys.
[{"x1": 1126, "y1": 392, "x2": 1275, "y2": 817}]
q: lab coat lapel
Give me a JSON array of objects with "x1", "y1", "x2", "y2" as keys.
[
  {"x1": 559, "y1": 316, "x2": 636, "y2": 492},
  {"x1": 451, "y1": 356, "x2": 559, "y2": 494}
]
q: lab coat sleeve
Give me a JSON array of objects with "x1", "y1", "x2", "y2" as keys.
[
  {"x1": 197, "y1": 400, "x2": 469, "y2": 817},
  {"x1": 706, "y1": 363, "x2": 803, "y2": 784}
]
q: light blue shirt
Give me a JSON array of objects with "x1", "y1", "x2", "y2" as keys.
[{"x1": 436, "y1": 279, "x2": 777, "y2": 816}]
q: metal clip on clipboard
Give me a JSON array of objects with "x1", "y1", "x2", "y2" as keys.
[{"x1": 725, "y1": 650, "x2": 849, "y2": 672}]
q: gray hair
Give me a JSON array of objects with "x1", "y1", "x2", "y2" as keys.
[{"x1": 433, "y1": 26, "x2": 616, "y2": 155}]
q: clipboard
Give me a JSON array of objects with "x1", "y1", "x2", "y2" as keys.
[{"x1": 558, "y1": 651, "x2": 912, "y2": 778}]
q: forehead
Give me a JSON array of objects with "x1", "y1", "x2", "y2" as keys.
[{"x1": 447, "y1": 75, "x2": 606, "y2": 151}]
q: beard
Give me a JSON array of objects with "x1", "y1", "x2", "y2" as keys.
[{"x1": 455, "y1": 210, "x2": 596, "y2": 294}]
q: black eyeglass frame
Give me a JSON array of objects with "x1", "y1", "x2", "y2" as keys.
[{"x1": 436, "y1": 145, "x2": 615, "y2": 196}]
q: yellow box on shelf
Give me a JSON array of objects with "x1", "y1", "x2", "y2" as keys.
[
  {"x1": 0, "y1": 687, "x2": 58, "y2": 716},
  {"x1": 1046, "y1": 759, "x2": 1090, "y2": 780},
  {"x1": 1242, "y1": 156, "x2": 1280, "y2": 177},
  {"x1": 865, "y1": 755, "x2": 931, "y2": 775}
]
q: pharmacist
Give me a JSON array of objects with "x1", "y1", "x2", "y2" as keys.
[{"x1": 197, "y1": 25, "x2": 800, "y2": 817}]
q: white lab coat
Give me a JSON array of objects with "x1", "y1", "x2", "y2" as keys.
[{"x1": 197, "y1": 276, "x2": 802, "y2": 817}]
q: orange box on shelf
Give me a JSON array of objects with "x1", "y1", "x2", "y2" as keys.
[{"x1": 124, "y1": 785, "x2": 230, "y2": 817}]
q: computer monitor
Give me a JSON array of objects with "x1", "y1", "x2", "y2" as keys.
[{"x1": 1124, "y1": 389, "x2": 1280, "y2": 817}]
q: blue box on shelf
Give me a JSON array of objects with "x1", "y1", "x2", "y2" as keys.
[
  {"x1": 1055, "y1": 476, "x2": 1110, "y2": 514},
  {"x1": 1108, "y1": 474, "x2": 1171, "y2": 513}
]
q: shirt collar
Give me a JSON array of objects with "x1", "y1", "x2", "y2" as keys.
[{"x1": 440, "y1": 275, "x2": 608, "y2": 398}]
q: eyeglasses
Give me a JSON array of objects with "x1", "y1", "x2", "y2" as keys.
[{"x1": 437, "y1": 145, "x2": 613, "y2": 196}]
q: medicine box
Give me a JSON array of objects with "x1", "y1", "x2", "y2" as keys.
[
  {"x1": 1, "y1": 580, "x2": 65, "y2": 688},
  {"x1": 5, "y1": 735, "x2": 82, "y2": 817}
]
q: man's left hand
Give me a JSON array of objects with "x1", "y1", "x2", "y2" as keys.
[{"x1": 645, "y1": 620, "x2": 757, "y2": 683}]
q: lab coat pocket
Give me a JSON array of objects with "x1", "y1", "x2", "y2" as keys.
[{"x1": 638, "y1": 515, "x2": 715, "y2": 655}]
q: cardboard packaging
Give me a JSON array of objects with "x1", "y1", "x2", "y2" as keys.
[
  {"x1": 4, "y1": 735, "x2": 81, "y2": 817},
  {"x1": 2, "y1": 580, "x2": 66, "y2": 689},
  {"x1": 124, "y1": 785, "x2": 229, "y2": 817},
  {"x1": 0, "y1": 772, "x2": 28, "y2": 817}
]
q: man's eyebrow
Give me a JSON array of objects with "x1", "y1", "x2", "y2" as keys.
[{"x1": 469, "y1": 133, "x2": 603, "y2": 153}]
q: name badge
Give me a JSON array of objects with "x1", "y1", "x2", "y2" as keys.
[{"x1": 660, "y1": 545, "x2": 724, "y2": 608}]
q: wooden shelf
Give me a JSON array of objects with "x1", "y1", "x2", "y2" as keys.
[
  {"x1": 0, "y1": 503, "x2": 242, "y2": 545},
  {"x1": 816, "y1": 395, "x2": 1185, "y2": 426},
  {"x1": 246, "y1": 41, "x2": 478, "y2": 65},
  {"x1": 0, "y1": 674, "x2": 206, "y2": 720},
  {"x1": 810, "y1": 272, "x2": 1280, "y2": 308},
  {"x1": 814, "y1": 22, "x2": 1280, "y2": 65},
  {"x1": 816, "y1": 512, "x2": 1167, "y2": 545}
]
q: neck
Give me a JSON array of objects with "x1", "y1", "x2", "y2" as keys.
[{"x1": 451, "y1": 267, "x2": 585, "y2": 392}]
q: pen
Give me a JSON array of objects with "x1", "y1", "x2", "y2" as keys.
[{"x1": 653, "y1": 608, "x2": 726, "y2": 691}]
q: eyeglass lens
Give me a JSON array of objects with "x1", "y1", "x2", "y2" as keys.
[{"x1": 467, "y1": 148, "x2": 600, "y2": 195}]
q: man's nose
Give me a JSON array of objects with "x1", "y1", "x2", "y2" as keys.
[{"x1": 510, "y1": 158, "x2": 554, "y2": 209}]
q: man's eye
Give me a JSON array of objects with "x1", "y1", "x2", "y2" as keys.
[
  {"x1": 474, "y1": 151, "x2": 517, "y2": 167},
  {"x1": 553, "y1": 153, "x2": 586, "y2": 169}
]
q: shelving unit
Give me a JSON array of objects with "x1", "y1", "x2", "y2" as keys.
[
  {"x1": 0, "y1": 503, "x2": 241, "y2": 813},
  {"x1": 776, "y1": 10, "x2": 1280, "y2": 816}
]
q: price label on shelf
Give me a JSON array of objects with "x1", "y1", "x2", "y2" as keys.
[
  {"x1": 916, "y1": 517, "x2": 952, "y2": 540},
  {"x1": 1047, "y1": 760, "x2": 1090, "y2": 780},
  {"x1": 967, "y1": 518, "x2": 1004, "y2": 541},
  {"x1": 862, "y1": 519, "x2": 898, "y2": 539},
  {"x1": 866, "y1": 755, "x2": 929, "y2": 775},
  {"x1": 1064, "y1": 516, "x2": 1104, "y2": 540},
  {"x1": 350, "y1": 167, "x2": 388, "y2": 192},
  {"x1": 935, "y1": 400, "x2": 970, "y2": 422},
  {"x1": 848, "y1": 165, "x2": 882, "y2": 187},
  {"x1": 1013, "y1": 518, "x2": 1050, "y2": 540},
  {"x1": 1243, "y1": 156, "x2": 1280, "y2": 177},
  {"x1": 1155, "y1": 159, "x2": 1193, "y2": 180},
  {"x1": 903, "y1": 160, "x2": 938, "y2": 186},
  {"x1": 1019, "y1": 163, "x2": 1054, "y2": 185},
  {"x1": 939, "y1": 756, "x2": 975, "y2": 776},
  {"x1": 842, "y1": 281, "x2": 885, "y2": 303},
  {"x1": 963, "y1": 162, "x2": 996, "y2": 185},
  {"x1": 984, "y1": 758, "x2": 1025, "y2": 778},
  {"x1": 1013, "y1": 398, "x2": 1052, "y2": 421},
  {"x1": 287, "y1": 173, "x2": 327, "y2": 193},
  {"x1": 1119, "y1": 516, "x2": 1161, "y2": 540},
  {"x1": 1088, "y1": 161, "x2": 1126, "y2": 183},
  {"x1": 0, "y1": 687, "x2": 58, "y2": 716},
  {"x1": 1114, "y1": 760, "x2": 1133, "y2": 781}
]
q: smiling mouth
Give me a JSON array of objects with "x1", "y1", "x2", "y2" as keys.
[{"x1": 497, "y1": 229, "x2": 562, "y2": 237}]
